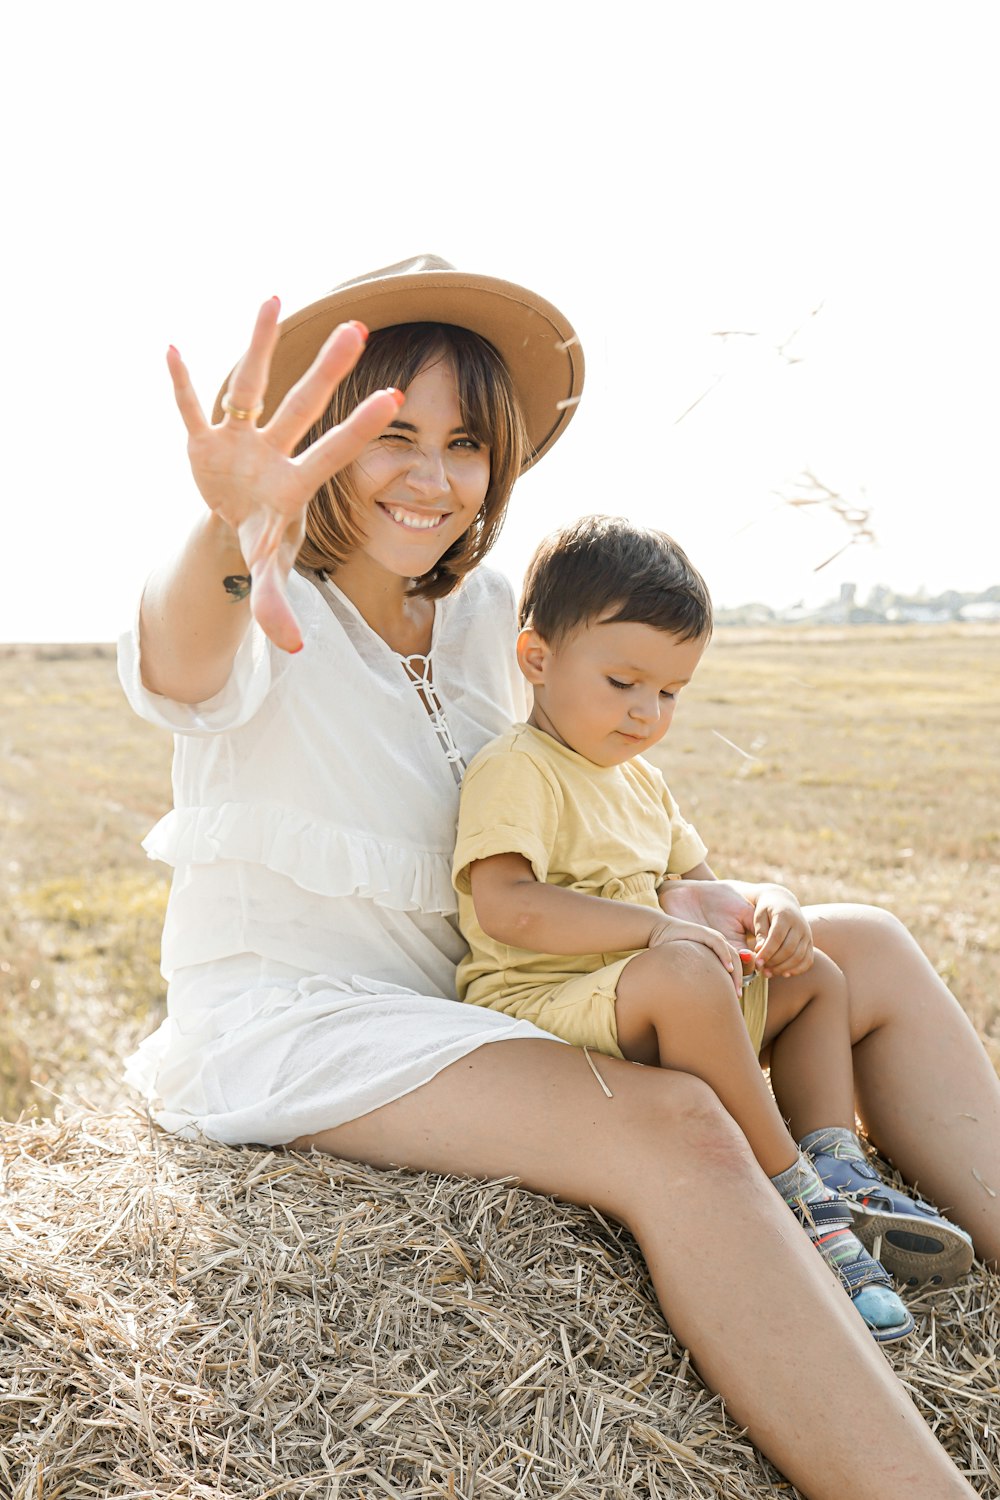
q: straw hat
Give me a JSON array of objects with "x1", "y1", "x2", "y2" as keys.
[{"x1": 213, "y1": 254, "x2": 584, "y2": 469}]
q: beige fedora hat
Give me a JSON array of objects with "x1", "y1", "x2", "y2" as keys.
[{"x1": 213, "y1": 254, "x2": 584, "y2": 469}]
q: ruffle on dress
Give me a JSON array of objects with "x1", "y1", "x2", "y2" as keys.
[{"x1": 143, "y1": 802, "x2": 457, "y2": 915}]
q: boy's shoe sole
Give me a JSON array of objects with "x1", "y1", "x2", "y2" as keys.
[
  {"x1": 804, "y1": 1135, "x2": 976, "y2": 1289},
  {"x1": 845, "y1": 1203, "x2": 974, "y2": 1288}
]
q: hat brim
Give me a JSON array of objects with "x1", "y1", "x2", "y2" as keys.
[{"x1": 212, "y1": 268, "x2": 584, "y2": 469}]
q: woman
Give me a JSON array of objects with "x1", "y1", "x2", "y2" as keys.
[{"x1": 123, "y1": 255, "x2": 998, "y2": 1499}]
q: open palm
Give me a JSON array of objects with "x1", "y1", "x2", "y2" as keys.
[{"x1": 167, "y1": 299, "x2": 403, "y2": 652}]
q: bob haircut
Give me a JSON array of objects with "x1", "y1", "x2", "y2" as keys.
[
  {"x1": 519, "y1": 514, "x2": 713, "y2": 645},
  {"x1": 295, "y1": 323, "x2": 529, "y2": 600}
]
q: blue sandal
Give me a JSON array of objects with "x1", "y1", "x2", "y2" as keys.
[
  {"x1": 789, "y1": 1195, "x2": 915, "y2": 1343},
  {"x1": 802, "y1": 1129, "x2": 974, "y2": 1288}
]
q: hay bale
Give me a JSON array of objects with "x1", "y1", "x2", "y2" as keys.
[{"x1": 1, "y1": 1110, "x2": 998, "y2": 1499}]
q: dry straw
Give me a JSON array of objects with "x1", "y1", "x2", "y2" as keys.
[{"x1": 1, "y1": 1109, "x2": 998, "y2": 1499}]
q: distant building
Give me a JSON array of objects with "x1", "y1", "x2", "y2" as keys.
[{"x1": 714, "y1": 580, "x2": 1000, "y2": 627}]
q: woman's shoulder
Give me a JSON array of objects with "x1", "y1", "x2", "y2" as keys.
[
  {"x1": 441, "y1": 566, "x2": 519, "y2": 657},
  {"x1": 449, "y1": 565, "x2": 518, "y2": 617}
]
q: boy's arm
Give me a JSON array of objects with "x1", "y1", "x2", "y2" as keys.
[
  {"x1": 661, "y1": 864, "x2": 814, "y2": 978},
  {"x1": 469, "y1": 853, "x2": 742, "y2": 990}
]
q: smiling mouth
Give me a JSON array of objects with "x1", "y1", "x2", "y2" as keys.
[{"x1": 379, "y1": 503, "x2": 449, "y2": 532}]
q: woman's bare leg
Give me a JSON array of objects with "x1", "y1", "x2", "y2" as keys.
[
  {"x1": 808, "y1": 903, "x2": 1000, "y2": 1266},
  {"x1": 292, "y1": 1038, "x2": 977, "y2": 1499}
]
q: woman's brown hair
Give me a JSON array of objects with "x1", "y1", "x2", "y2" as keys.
[{"x1": 295, "y1": 324, "x2": 529, "y2": 599}]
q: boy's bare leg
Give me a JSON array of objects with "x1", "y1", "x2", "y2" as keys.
[
  {"x1": 292, "y1": 1039, "x2": 977, "y2": 1499},
  {"x1": 808, "y1": 904, "x2": 1000, "y2": 1266},
  {"x1": 613, "y1": 943, "x2": 916, "y2": 1336},
  {"x1": 614, "y1": 941, "x2": 798, "y2": 1175},
  {"x1": 762, "y1": 951, "x2": 856, "y2": 1140}
]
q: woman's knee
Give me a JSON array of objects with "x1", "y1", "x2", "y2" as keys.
[
  {"x1": 629, "y1": 1067, "x2": 754, "y2": 1171},
  {"x1": 811, "y1": 902, "x2": 910, "y2": 956},
  {"x1": 853, "y1": 904, "x2": 909, "y2": 942}
]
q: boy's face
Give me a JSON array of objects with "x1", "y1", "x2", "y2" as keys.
[{"x1": 517, "y1": 616, "x2": 708, "y2": 767}]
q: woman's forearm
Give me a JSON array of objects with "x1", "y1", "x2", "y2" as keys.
[{"x1": 138, "y1": 512, "x2": 253, "y2": 703}]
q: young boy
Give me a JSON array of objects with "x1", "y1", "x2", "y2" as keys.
[{"x1": 453, "y1": 516, "x2": 972, "y2": 1340}]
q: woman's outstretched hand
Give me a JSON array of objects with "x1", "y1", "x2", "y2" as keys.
[{"x1": 167, "y1": 299, "x2": 404, "y2": 653}]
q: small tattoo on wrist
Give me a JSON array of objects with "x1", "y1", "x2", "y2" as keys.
[{"x1": 223, "y1": 574, "x2": 251, "y2": 601}]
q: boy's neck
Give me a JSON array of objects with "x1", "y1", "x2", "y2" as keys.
[
  {"x1": 526, "y1": 701, "x2": 569, "y2": 749},
  {"x1": 527, "y1": 700, "x2": 596, "y2": 761}
]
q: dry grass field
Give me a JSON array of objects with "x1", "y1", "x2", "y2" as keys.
[
  {"x1": 2, "y1": 624, "x2": 997, "y2": 1120},
  {"x1": 1, "y1": 627, "x2": 998, "y2": 1500}
]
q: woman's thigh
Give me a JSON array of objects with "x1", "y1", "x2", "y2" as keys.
[{"x1": 290, "y1": 1037, "x2": 748, "y2": 1228}]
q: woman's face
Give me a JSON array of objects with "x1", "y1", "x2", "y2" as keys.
[{"x1": 346, "y1": 357, "x2": 491, "y2": 578}]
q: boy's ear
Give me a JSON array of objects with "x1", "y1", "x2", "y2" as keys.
[{"x1": 516, "y1": 627, "x2": 551, "y2": 685}]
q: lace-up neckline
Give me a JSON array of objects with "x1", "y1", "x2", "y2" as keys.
[
  {"x1": 396, "y1": 651, "x2": 466, "y2": 785},
  {"x1": 305, "y1": 571, "x2": 467, "y2": 785}
]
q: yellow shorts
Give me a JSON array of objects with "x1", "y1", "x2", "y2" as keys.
[{"x1": 493, "y1": 957, "x2": 769, "y2": 1061}]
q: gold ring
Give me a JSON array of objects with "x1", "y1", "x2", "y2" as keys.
[{"x1": 221, "y1": 394, "x2": 265, "y2": 422}]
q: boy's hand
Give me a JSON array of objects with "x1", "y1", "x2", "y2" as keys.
[
  {"x1": 751, "y1": 885, "x2": 814, "y2": 977},
  {"x1": 648, "y1": 918, "x2": 744, "y2": 996}
]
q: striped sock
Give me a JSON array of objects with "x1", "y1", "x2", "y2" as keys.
[
  {"x1": 770, "y1": 1152, "x2": 913, "y2": 1340},
  {"x1": 771, "y1": 1153, "x2": 870, "y2": 1274}
]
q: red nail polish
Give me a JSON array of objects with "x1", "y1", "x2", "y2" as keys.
[
  {"x1": 271, "y1": 296, "x2": 281, "y2": 308},
  {"x1": 388, "y1": 388, "x2": 406, "y2": 408},
  {"x1": 290, "y1": 641, "x2": 304, "y2": 654},
  {"x1": 350, "y1": 320, "x2": 369, "y2": 340}
]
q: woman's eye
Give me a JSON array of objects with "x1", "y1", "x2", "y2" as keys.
[
  {"x1": 380, "y1": 432, "x2": 410, "y2": 443},
  {"x1": 452, "y1": 436, "x2": 482, "y2": 451}
]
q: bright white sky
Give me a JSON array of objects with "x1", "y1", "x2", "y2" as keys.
[{"x1": 3, "y1": 2, "x2": 998, "y2": 641}]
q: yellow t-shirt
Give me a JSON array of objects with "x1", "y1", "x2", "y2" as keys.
[{"x1": 453, "y1": 723, "x2": 709, "y2": 1008}]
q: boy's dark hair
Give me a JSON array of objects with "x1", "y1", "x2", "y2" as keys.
[{"x1": 519, "y1": 515, "x2": 713, "y2": 644}]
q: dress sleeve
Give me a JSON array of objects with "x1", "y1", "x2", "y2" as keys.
[
  {"x1": 662, "y1": 781, "x2": 710, "y2": 876},
  {"x1": 453, "y1": 748, "x2": 561, "y2": 894},
  {"x1": 116, "y1": 603, "x2": 277, "y2": 736}
]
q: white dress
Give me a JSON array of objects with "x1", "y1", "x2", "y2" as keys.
[{"x1": 118, "y1": 566, "x2": 564, "y2": 1146}]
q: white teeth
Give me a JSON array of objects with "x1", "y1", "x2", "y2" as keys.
[{"x1": 385, "y1": 506, "x2": 445, "y2": 530}]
